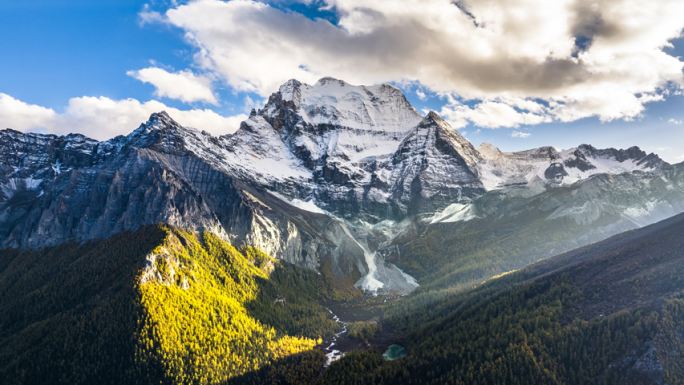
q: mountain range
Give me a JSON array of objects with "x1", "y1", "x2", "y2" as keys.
[
  {"x1": 2, "y1": 77, "x2": 683, "y2": 297},
  {"x1": 315, "y1": 208, "x2": 684, "y2": 385},
  {"x1": 3, "y1": 76, "x2": 684, "y2": 384}
]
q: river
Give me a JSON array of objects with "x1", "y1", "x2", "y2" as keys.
[{"x1": 323, "y1": 308, "x2": 347, "y2": 367}]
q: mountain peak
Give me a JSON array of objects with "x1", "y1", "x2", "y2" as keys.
[
  {"x1": 424, "y1": 110, "x2": 442, "y2": 121},
  {"x1": 262, "y1": 78, "x2": 422, "y2": 133},
  {"x1": 151, "y1": 110, "x2": 171, "y2": 119},
  {"x1": 0, "y1": 128, "x2": 25, "y2": 136},
  {"x1": 575, "y1": 143, "x2": 669, "y2": 170},
  {"x1": 277, "y1": 79, "x2": 303, "y2": 103},
  {"x1": 395, "y1": 110, "x2": 481, "y2": 168},
  {"x1": 123, "y1": 111, "x2": 192, "y2": 153},
  {"x1": 419, "y1": 111, "x2": 456, "y2": 130},
  {"x1": 416, "y1": 111, "x2": 446, "y2": 129},
  {"x1": 477, "y1": 142, "x2": 503, "y2": 160},
  {"x1": 314, "y1": 76, "x2": 348, "y2": 87},
  {"x1": 414, "y1": 111, "x2": 478, "y2": 160},
  {"x1": 147, "y1": 111, "x2": 179, "y2": 128}
]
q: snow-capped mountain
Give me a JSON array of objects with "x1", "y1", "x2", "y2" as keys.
[
  {"x1": 477, "y1": 142, "x2": 668, "y2": 189},
  {"x1": 1, "y1": 77, "x2": 682, "y2": 295}
]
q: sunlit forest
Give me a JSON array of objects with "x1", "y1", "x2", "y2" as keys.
[
  {"x1": 2, "y1": 215, "x2": 684, "y2": 385},
  {"x1": 0, "y1": 224, "x2": 336, "y2": 385}
]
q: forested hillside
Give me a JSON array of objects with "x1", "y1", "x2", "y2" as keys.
[
  {"x1": 0, "y1": 224, "x2": 336, "y2": 385},
  {"x1": 318, "y1": 213, "x2": 684, "y2": 384},
  {"x1": 254, "y1": 213, "x2": 684, "y2": 385},
  {"x1": 391, "y1": 196, "x2": 648, "y2": 316},
  {"x1": 4, "y1": 212, "x2": 684, "y2": 385}
]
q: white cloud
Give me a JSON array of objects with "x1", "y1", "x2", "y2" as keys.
[
  {"x1": 243, "y1": 95, "x2": 266, "y2": 111},
  {"x1": 511, "y1": 131, "x2": 532, "y2": 138},
  {"x1": 0, "y1": 93, "x2": 59, "y2": 132},
  {"x1": 0, "y1": 93, "x2": 245, "y2": 140},
  {"x1": 127, "y1": 67, "x2": 218, "y2": 105},
  {"x1": 669, "y1": 118, "x2": 683, "y2": 124},
  {"x1": 155, "y1": 0, "x2": 684, "y2": 127},
  {"x1": 416, "y1": 89, "x2": 427, "y2": 101},
  {"x1": 138, "y1": 10, "x2": 166, "y2": 26},
  {"x1": 437, "y1": 95, "x2": 552, "y2": 129}
]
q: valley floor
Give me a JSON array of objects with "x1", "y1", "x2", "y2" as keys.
[{"x1": 318, "y1": 295, "x2": 406, "y2": 367}]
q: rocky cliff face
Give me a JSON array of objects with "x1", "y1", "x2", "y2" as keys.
[{"x1": 1, "y1": 77, "x2": 682, "y2": 295}]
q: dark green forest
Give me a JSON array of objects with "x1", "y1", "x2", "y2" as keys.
[
  {"x1": 2, "y1": 213, "x2": 684, "y2": 385},
  {"x1": 312, "y1": 212, "x2": 684, "y2": 384},
  {"x1": 235, "y1": 212, "x2": 684, "y2": 385},
  {"x1": 318, "y1": 281, "x2": 684, "y2": 385},
  {"x1": 0, "y1": 224, "x2": 336, "y2": 385}
]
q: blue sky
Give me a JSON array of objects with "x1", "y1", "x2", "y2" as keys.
[
  {"x1": 0, "y1": 1, "x2": 196, "y2": 110},
  {"x1": 1, "y1": 0, "x2": 684, "y2": 162}
]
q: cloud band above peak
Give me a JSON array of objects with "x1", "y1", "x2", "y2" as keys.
[{"x1": 158, "y1": 0, "x2": 684, "y2": 126}]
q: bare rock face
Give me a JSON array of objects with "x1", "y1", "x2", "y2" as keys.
[
  {"x1": 0, "y1": 111, "x2": 417, "y2": 294},
  {"x1": 0, "y1": 116, "x2": 242, "y2": 249},
  {"x1": 388, "y1": 111, "x2": 484, "y2": 215},
  {"x1": 1, "y1": 78, "x2": 682, "y2": 295}
]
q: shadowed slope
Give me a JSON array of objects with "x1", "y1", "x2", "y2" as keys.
[{"x1": 317, "y1": 212, "x2": 684, "y2": 384}]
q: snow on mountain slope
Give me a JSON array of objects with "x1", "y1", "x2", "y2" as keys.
[
  {"x1": 216, "y1": 115, "x2": 312, "y2": 181},
  {"x1": 267, "y1": 190, "x2": 325, "y2": 214},
  {"x1": 546, "y1": 169, "x2": 684, "y2": 229},
  {"x1": 259, "y1": 77, "x2": 424, "y2": 171},
  {"x1": 476, "y1": 142, "x2": 668, "y2": 190},
  {"x1": 1, "y1": 77, "x2": 682, "y2": 297},
  {"x1": 429, "y1": 203, "x2": 477, "y2": 224},
  {"x1": 388, "y1": 112, "x2": 484, "y2": 214},
  {"x1": 267, "y1": 77, "x2": 423, "y2": 133}
]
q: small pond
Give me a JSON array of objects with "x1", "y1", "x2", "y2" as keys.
[{"x1": 383, "y1": 345, "x2": 407, "y2": 361}]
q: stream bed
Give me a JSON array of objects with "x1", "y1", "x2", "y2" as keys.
[{"x1": 323, "y1": 308, "x2": 347, "y2": 367}]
